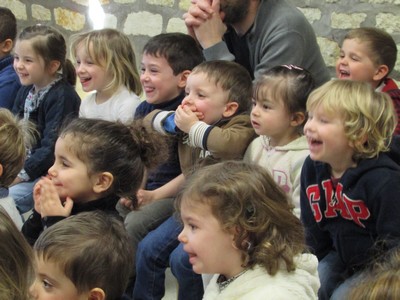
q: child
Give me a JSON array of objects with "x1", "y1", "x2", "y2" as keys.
[
  {"x1": 31, "y1": 211, "x2": 134, "y2": 300},
  {"x1": 133, "y1": 60, "x2": 256, "y2": 299},
  {"x1": 71, "y1": 28, "x2": 142, "y2": 123},
  {"x1": 21, "y1": 117, "x2": 166, "y2": 245},
  {"x1": 244, "y1": 65, "x2": 315, "y2": 217},
  {"x1": 346, "y1": 248, "x2": 400, "y2": 300},
  {"x1": 177, "y1": 161, "x2": 319, "y2": 299},
  {"x1": 300, "y1": 79, "x2": 400, "y2": 299},
  {"x1": 336, "y1": 27, "x2": 400, "y2": 134},
  {"x1": 117, "y1": 32, "x2": 203, "y2": 285},
  {"x1": 10, "y1": 24, "x2": 81, "y2": 215},
  {"x1": 0, "y1": 108, "x2": 35, "y2": 229},
  {"x1": 0, "y1": 207, "x2": 34, "y2": 300},
  {"x1": 0, "y1": 7, "x2": 21, "y2": 110}
]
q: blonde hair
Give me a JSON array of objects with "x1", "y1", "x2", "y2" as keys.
[
  {"x1": 70, "y1": 28, "x2": 142, "y2": 96},
  {"x1": 176, "y1": 161, "x2": 305, "y2": 276},
  {"x1": 307, "y1": 80, "x2": 396, "y2": 160},
  {"x1": 0, "y1": 108, "x2": 36, "y2": 187},
  {"x1": 347, "y1": 249, "x2": 400, "y2": 300},
  {"x1": 0, "y1": 208, "x2": 34, "y2": 300}
]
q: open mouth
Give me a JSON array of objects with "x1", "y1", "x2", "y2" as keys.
[{"x1": 338, "y1": 69, "x2": 350, "y2": 78}]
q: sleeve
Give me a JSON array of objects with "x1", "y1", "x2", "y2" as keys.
[
  {"x1": 148, "y1": 110, "x2": 175, "y2": 135},
  {"x1": 189, "y1": 117, "x2": 255, "y2": 159},
  {"x1": 203, "y1": 41, "x2": 236, "y2": 62},
  {"x1": 24, "y1": 87, "x2": 81, "y2": 179},
  {"x1": 22, "y1": 209, "x2": 66, "y2": 246},
  {"x1": 300, "y1": 158, "x2": 332, "y2": 260},
  {"x1": 253, "y1": 30, "x2": 307, "y2": 80},
  {"x1": 0, "y1": 70, "x2": 21, "y2": 110},
  {"x1": 21, "y1": 209, "x2": 43, "y2": 246}
]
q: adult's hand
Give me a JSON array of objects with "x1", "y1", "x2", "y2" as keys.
[{"x1": 184, "y1": 0, "x2": 227, "y2": 49}]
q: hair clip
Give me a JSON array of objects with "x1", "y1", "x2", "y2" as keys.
[{"x1": 282, "y1": 64, "x2": 303, "y2": 70}]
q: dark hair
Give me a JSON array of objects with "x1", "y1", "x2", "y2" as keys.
[
  {"x1": 344, "y1": 27, "x2": 397, "y2": 75},
  {"x1": 177, "y1": 161, "x2": 305, "y2": 275},
  {"x1": 0, "y1": 7, "x2": 17, "y2": 42},
  {"x1": 17, "y1": 25, "x2": 76, "y2": 86},
  {"x1": 253, "y1": 65, "x2": 315, "y2": 129},
  {"x1": 143, "y1": 33, "x2": 204, "y2": 75},
  {"x1": 191, "y1": 61, "x2": 253, "y2": 115},
  {"x1": 34, "y1": 211, "x2": 133, "y2": 300},
  {"x1": 59, "y1": 118, "x2": 167, "y2": 207}
]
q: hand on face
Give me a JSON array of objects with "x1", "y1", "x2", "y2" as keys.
[
  {"x1": 175, "y1": 104, "x2": 204, "y2": 133},
  {"x1": 183, "y1": 0, "x2": 227, "y2": 49},
  {"x1": 33, "y1": 177, "x2": 73, "y2": 218}
]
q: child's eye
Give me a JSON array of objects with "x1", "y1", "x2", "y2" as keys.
[
  {"x1": 350, "y1": 55, "x2": 359, "y2": 61},
  {"x1": 61, "y1": 160, "x2": 70, "y2": 167},
  {"x1": 262, "y1": 103, "x2": 271, "y2": 110},
  {"x1": 42, "y1": 279, "x2": 53, "y2": 289},
  {"x1": 189, "y1": 223, "x2": 197, "y2": 231}
]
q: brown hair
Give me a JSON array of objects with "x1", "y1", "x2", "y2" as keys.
[
  {"x1": 17, "y1": 25, "x2": 76, "y2": 86},
  {"x1": 58, "y1": 117, "x2": 167, "y2": 208},
  {"x1": 34, "y1": 211, "x2": 133, "y2": 299},
  {"x1": 343, "y1": 27, "x2": 397, "y2": 76},
  {"x1": 176, "y1": 161, "x2": 305, "y2": 275}
]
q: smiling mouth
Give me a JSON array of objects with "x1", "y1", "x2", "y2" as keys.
[{"x1": 338, "y1": 70, "x2": 350, "y2": 78}]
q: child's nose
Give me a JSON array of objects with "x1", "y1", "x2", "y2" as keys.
[
  {"x1": 178, "y1": 229, "x2": 187, "y2": 244},
  {"x1": 48, "y1": 165, "x2": 56, "y2": 177}
]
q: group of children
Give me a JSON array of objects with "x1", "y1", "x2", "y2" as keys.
[{"x1": 1, "y1": 4, "x2": 400, "y2": 299}]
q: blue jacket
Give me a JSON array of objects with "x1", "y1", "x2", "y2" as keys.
[
  {"x1": 300, "y1": 149, "x2": 400, "y2": 271},
  {"x1": 12, "y1": 80, "x2": 81, "y2": 179},
  {"x1": 0, "y1": 55, "x2": 21, "y2": 110}
]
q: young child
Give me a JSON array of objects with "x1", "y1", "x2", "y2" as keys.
[
  {"x1": 0, "y1": 207, "x2": 34, "y2": 300},
  {"x1": 346, "y1": 248, "x2": 400, "y2": 300},
  {"x1": 10, "y1": 24, "x2": 81, "y2": 215},
  {"x1": 117, "y1": 32, "x2": 203, "y2": 287},
  {"x1": 0, "y1": 108, "x2": 35, "y2": 229},
  {"x1": 21, "y1": 117, "x2": 166, "y2": 245},
  {"x1": 71, "y1": 28, "x2": 142, "y2": 123},
  {"x1": 133, "y1": 60, "x2": 256, "y2": 299},
  {"x1": 0, "y1": 7, "x2": 21, "y2": 110},
  {"x1": 31, "y1": 211, "x2": 133, "y2": 300},
  {"x1": 300, "y1": 79, "x2": 400, "y2": 300},
  {"x1": 336, "y1": 27, "x2": 400, "y2": 134},
  {"x1": 177, "y1": 160, "x2": 319, "y2": 299},
  {"x1": 244, "y1": 65, "x2": 315, "y2": 217}
]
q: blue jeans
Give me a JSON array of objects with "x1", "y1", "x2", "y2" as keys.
[
  {"x1": 9, "y1": 179, "x2": 38, "y2": 215},
  {"x1": 318, "y1": 250, "x2": 361, "y2": 300},
  {"x1": 133, "y1": 215, "x2": 203, "y2": 300}
]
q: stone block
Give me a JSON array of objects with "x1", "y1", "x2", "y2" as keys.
[
  {"x1": 54, "y1": 8, "x2": 85, "y2": 31},
  {"x1": 124, "y1": 11, "x2": 163, "y2": 36},
  {"x1": 32, "y1": 4, "x2": 51, "y2": 21},
  {"x1": 331, "y1": 12, "x2": 367, "y2": 29}
]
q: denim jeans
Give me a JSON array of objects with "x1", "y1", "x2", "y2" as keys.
[
  {"x1": 9, "y1": 179, "x2": 38, "y2": 215},
  {"x1": 133, "y1": 215, "x2": 203, "y2": 300},
  {"x1": 318, "y1": 250, "x2": 361, "y2": 300}
]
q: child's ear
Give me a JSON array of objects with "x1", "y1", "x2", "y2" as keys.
[
  {"x1": 177, "y1": 70, "x2": 191, "y2": 89},
  {"x1": 373, "y1": 64, "x2": 389, "y2": 81},
  {"x1": 93, "y1": 172, "x2": 114, "y2": 194},
  {"x1": 290, "y1": 112, "x2": 306, "y2": 127},
  {"x1": 0, "y1": 39, "x2": 13, "y2": 54},
  {"x1": 222, "y1": 102, "x2": 239, "y2": 118},
  {"x1": 0, "y1": 164, "x2": 3, "y2": 177},
  {"x1": 48, "y1": 60, "x2": 61, "y2": 74},
  {"x1": 88, "y1": 287, "x2": 105, "y2": 300}
]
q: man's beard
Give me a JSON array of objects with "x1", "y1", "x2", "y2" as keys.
[{"x1": 220, "y1": 1, "x2": 250, "y2": 25}]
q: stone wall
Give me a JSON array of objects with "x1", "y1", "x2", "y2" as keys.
[{"x1": 1, "y1": 0, "x2": 399, "y2": 79}]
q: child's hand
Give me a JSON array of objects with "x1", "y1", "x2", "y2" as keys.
[
  {"x1": 175, "y1": 105, "x2": 203, "y2": 133},
  {"x1": 33, "y1": 177, "x2": 73, "y2": 218},
  {"x1": 119, "y1": 197, "x2": 134, "y2": 210},
  {"x1": 137, "y1": 189, "x2": 155, "y2": 206}
]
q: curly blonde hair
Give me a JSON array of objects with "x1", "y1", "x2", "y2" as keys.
[
  {"x1": 307, "y1": 80, "x2": 396, "y2": 160},
  {"x1": 176, "y1": 161, "x2": 305, "y2": 276}
]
